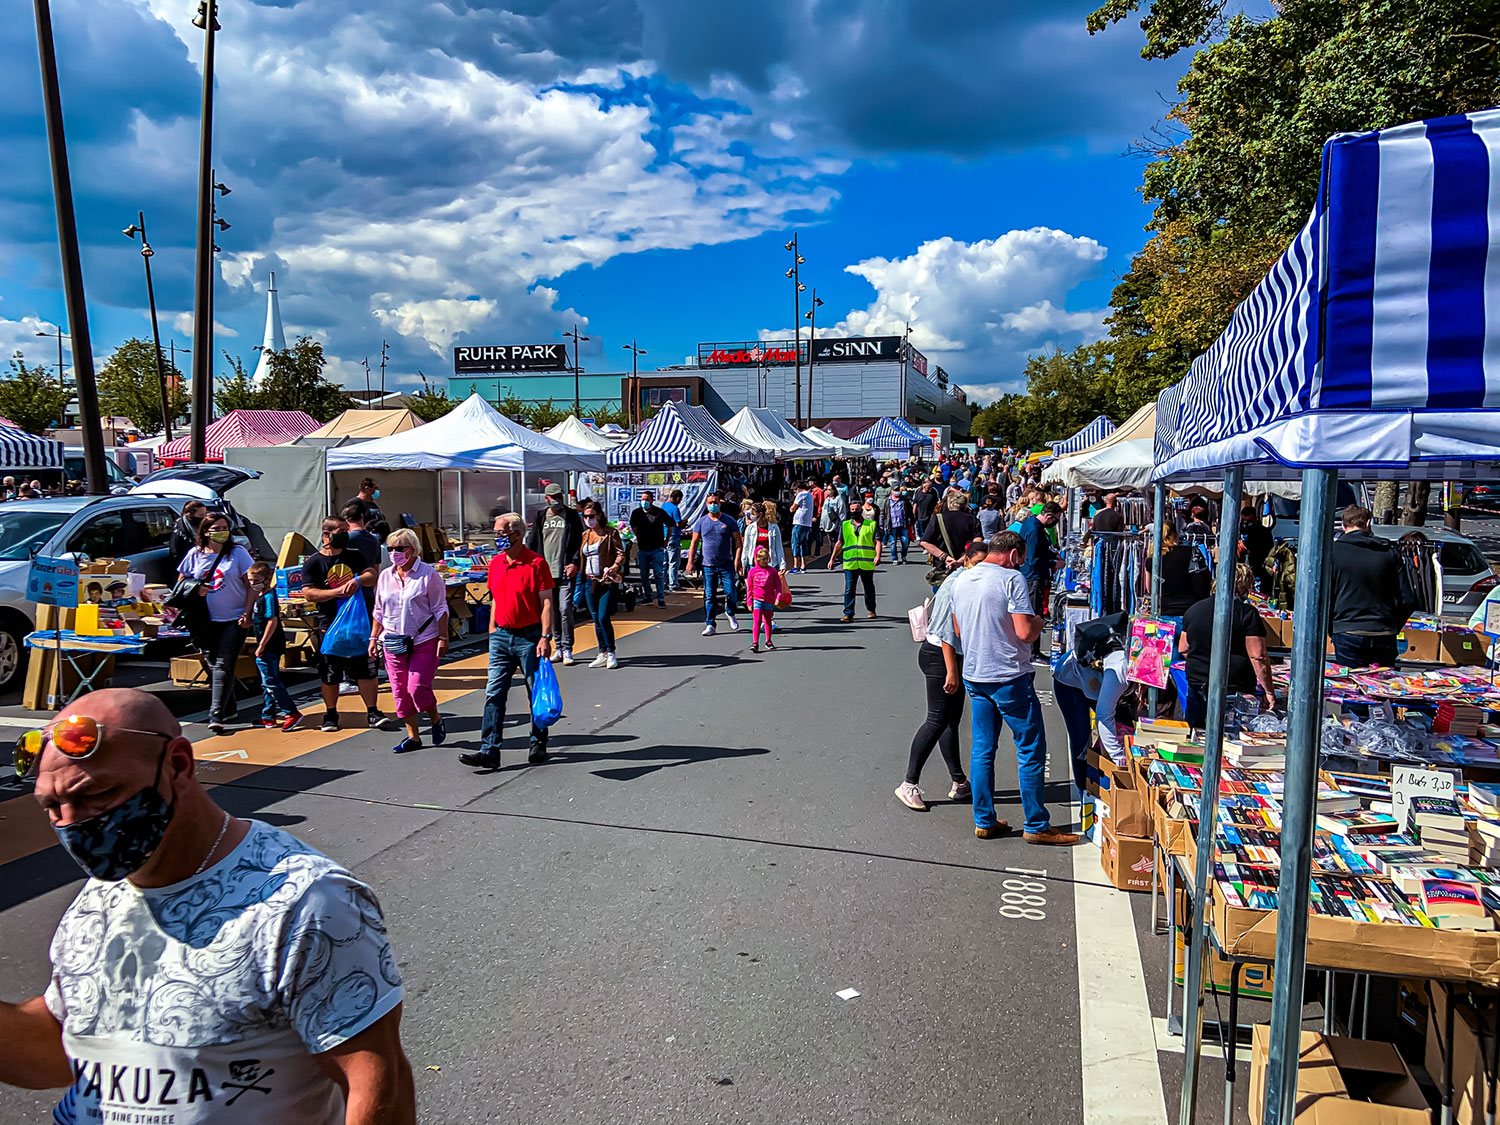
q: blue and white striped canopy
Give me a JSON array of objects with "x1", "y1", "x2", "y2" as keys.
[
  {"x1": 0, "y1": 425, "x2": 64, "y2": 471},
  {"x1": 1052, "y1": 415, "x2": 1116, "y2": 457},
  {"x1": 1155, "y1": 107, "x2": 1500, "y2": 481},
  {"x1": 890, "y1": 417, "x2": 925, "y2": 441},
  {"x1": 852, "y1": 417, "x2": 924, "y2": 455},
  {"x1": 607, "y1": 401, "x2": 772, "y2": 468}
]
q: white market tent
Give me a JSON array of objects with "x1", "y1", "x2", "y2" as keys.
[
  {"x1": 608, "y1": 401, "x2": 772, "y2": 468},
  {"x1": 544, "y1": 414, "x2": 618, "y2": 452},
  {"x1": 326, "y1": 393, "x2": 606, "y2": 475},
  {"x1": 723, "y1": 407, "x2": 825, "y2": 459},
  {"x1": 802, "y1": 426, "x2": 872, "y2": 459},
  {"x1": 1160, "y1": 108, "x2": 1500, "y2": 1125},
  {"x1": 1042, "y1": 403, "x2": 1153, "y2": 488}
]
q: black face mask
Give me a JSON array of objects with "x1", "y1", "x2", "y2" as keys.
[
  {"x1": 53, "y1": 748, "x2": 175, "y2": 882},
  {"x1": 328, "y1": 531, "x2": 349, "y2": 550}
]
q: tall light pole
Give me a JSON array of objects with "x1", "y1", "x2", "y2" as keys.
[
  {"x1": 123, "y1": 213, "x2": 173, "y2": 440},
  {"x1": 622, "y1": 341, "x2": 646, "y2": 427},
  {"x1": 34, "y1": 327, "x2": 66, "y2": 427},
  {"x1": 563, "y1": 325, "x2": 589, "y2": 415},
  {"x1": 379, "y1": 340, "x2": 389, "y2": 406},
  {"x1": 32, "y1": 0, "x2": 107, "y2": 491},
  {"x1": 189, "y1": 0, "x2": 220, "y2": 463},
  {"x1": 803, "y1": 290, "x2": 823, "y2": 425},
  {"x1": 784, "y1": 234, "x2": 806, "y2": 428}
]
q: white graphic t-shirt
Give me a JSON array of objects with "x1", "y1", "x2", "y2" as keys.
[{"x1": 46, "y1": 820, "x2": 403, "y2": 1124}]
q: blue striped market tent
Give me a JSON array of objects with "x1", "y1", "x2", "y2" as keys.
[
  {"x1": 1050, "y1": 414, "x2": 1116, "y2": 457},
  {"x1": 0, "y1": 423, "x2": 64, "y2": 471},
  {"x1": 851, "y1": 417, "x2": 923, "y2": 456},
  {"x1": 607, "y1": 401, "x2": 773, "y2": 468},
  {"x1": 890, "y1": 416, "x2": 924, "y2": 441},
  {"x1": 1155, "y1": 107, "x2": 1500, "y2": 482}
]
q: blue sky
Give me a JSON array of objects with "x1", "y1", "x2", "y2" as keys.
[{"x1": 1, "y1": 0, "x2": 1205, "y2": 404}]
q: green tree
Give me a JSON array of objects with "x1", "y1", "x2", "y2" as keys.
[
  {"x1": 96, "y1": 338, "x2": 189, "y2": 436},
  {"x1": 256, "y1": 337, "x2": 347, "y2": 421},
  {"x1": 408, "y1": 375, "x2": 457, "y2": 422},
  {"x1": 214, "y1": 353, "x2": 263, "y2": 415},
  {"x1": 0, "y1": 354, "x2": 70, "y2": 434},
  {"x1": 525, "y1": 398, "x2": 569, "y2": 430}
]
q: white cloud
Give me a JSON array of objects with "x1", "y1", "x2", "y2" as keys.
[
  {"x1": 764, "y1": 229, "x2": 1109, "y2": 402},
  {"x1": 171, "y1": 312, "x2": 238, "y2": 338},
  {"x1": 0, "y1": 314, "x2": 64, "y2": 367}
]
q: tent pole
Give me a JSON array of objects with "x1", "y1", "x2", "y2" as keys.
[
  {"x1": 1177, "y1": 464, "x2": 1243, "y2": 1125},
  {"x1": 1149, "y1": 483, "x2": 1166, "y2": 714},
  {"x1": 456, "y1": 471, "x2": 466, "y2": 546},
  {"x1": 1262, "y1": 466, "x2": 1338, "y2": 1125}
]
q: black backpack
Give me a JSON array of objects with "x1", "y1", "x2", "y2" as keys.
[{"x1": 1074, "y1": 612, "x2": 1129, "y2": 667}]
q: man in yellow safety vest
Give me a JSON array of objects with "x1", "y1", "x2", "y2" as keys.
[{"x1": 827, "y1": 500, "x2": 882, "y2": 622}]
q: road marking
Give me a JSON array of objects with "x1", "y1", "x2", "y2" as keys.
[
  {"x1": 1153, "y1": 1018, "x2": 1228, "y2": 1062},
  {"x1": 1074, "y1": 836, "x2": 1168, "y2": 1124}
]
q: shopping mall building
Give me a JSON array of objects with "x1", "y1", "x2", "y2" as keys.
[{"x1": 451, "y1": 335, "x2": 971, "y2": 438}]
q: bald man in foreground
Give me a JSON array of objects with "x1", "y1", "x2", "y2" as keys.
[{"x1": 0, "y1": 688, "x2": 415, "y2": 1123}]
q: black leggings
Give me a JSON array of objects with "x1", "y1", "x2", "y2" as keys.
[{"x1": 906, "y1": 643, "x2": 967, "y2": 785}]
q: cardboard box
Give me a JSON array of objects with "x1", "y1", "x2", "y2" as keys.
[
  {"x1": 1212, "y1": 885, "x2": 1500, "y2": 986},
  {"x1": 1249, "y1": 1026, "x2": 1429, "y2": 1124},
  {"x1": 1397, "y1": 628, "x2": 1440, "y2": 663},
  {"x1": 1441, "y1": 630, "x2": 1488, "y2": 667},
  {"x1": 170, "y1": 653, "x2": 257, "y2": 687},
  {"x1": 1423, "y1": 984, "x2": 1489, "y2": 1125},
  {"x1": 1086, "y1": 748, "x2": 1152, "y2": 838},
  {"x1": 276, "y1": 565, "x2": 304, "y2": 598},
  {"x1": 1100, "y1": 822, "x2": 1155, "y2": 893},
  {"x1": 1173, "y1": 926, "x2": 1274, "y2": 999},
  {"x1": 1152, "y1": 787, "x2": 1193, "y2": 857}
]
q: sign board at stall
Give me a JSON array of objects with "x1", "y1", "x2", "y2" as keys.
[
  {"x1": 1392, "y1": 765, "x2": 1459, "y2": 830},
  {"x1": 27, "y1": 556, "x2": 79, "y2": 608}
]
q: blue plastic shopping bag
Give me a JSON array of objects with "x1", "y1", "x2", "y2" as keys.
[
  {"x1": 320, "y1": 593, "x2": 371, "y2": 657},
  {"x1": 531, "y1": 657, "x2": 564, "y2": 729}
]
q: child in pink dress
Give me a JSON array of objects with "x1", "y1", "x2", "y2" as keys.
[{"x1": 746, "y1": 546, "x2": 784, "y2": 653}]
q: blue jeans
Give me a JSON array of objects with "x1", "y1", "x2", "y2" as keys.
[
  {"x1": 1052, "y1": 679, "x2": 1092, "y2": 793},
  {"x1": 585, "y1": 580, "x2": 617, "y2": 652},
  {"x1": 255, "y1": 654, "x2": 296, "y2": 721},
  {"x1": 702, "y1": 565, "x2": 737, "y2": 624},
  {"x1": 790, "y1": 524, "x2": 813, "y2": 558},
  {"x1": 884, "y1": 528, "x2": 908, "y2": 563},
  {"x1": 666, "y1": 536, "x2": 680, "y2": 588},
  {"x1": 1331, "y1": 632, "x2": 1398, "y2": 668},
  {"x1": 965, "y1": 674, "x2": 1050, "y2": 833},
  {"x1": 637, "y1": 548, "x2": 667, "y2": 603},
  {"x1": 843, "y1": 569, "x2": 876, "y2": 617},
  {"x1": 480, "y1": 625, "x2": 546, "y2": 757}
]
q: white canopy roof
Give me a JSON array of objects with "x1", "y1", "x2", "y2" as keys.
[
  {"x1": 544, "y1": 415, "x2": 618, "y2": 452},
  {"x1": 723, "y1": 408, "x2": 825, "y2": 459},
  {"x1": 325, "y1": 393, "x2": 607, "y2": 474},
  {"x1": 801, "y1": 426, "x2": 871, "y2": 459}
]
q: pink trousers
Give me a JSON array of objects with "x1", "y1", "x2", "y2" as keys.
[
  {"x1": 384, "y1": 637, "x2": 440, "y2": 719},
  {"x1": 751, "y1": 605, "x2": 773, "y2": 645}
]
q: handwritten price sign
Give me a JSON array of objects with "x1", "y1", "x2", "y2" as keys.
[{"x1": 1392, "y1": 765, "x2": 1459, "y2": 829}]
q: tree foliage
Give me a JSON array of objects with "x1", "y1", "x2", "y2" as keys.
[
  {"x1": 256, "y1": 337, "x2": 347, "y2": 421},
  {"x1": 0, "y1": 354, "x2": 70, "y2": 434},
  {"x1": 96, "y1": 338, "x2": 189, "y2": 436},
  {"x1": 213, "y1": 353, "x2": 261, "y2": 415},
  {"x1": 407, "y1": 376, "x2": 458, "y2": 423}
]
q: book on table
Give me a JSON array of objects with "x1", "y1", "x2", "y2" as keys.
[{"x1": 1419, "y1": 878, "x2": 1496, "y2": 931}]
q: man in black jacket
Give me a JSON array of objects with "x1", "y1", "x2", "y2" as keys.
[
  {"x1": 524, "y1": 484, "x2": 583, "y2": 665},
  {"x1": 168, "y1": 498, "x2": 207, "y2": 569},
  {"x1": 1329, "y1": 505, "x2": 1406, "y2": 667}
]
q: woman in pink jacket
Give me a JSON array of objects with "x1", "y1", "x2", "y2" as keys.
[
  {"x1": 745, "y1": 545, "x2": 785, "y2": 654},
  {"x1": 370, "y1": 527, "x2": 450, "y2": 753}
]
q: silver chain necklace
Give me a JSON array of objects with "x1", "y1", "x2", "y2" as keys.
[{"x1": 194, "y1": 811, "x2": 232, "y2": 877}]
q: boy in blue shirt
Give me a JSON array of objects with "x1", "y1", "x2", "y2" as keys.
[{"x1": 249, "y1": 562, "x2": 303, "y2": 730}]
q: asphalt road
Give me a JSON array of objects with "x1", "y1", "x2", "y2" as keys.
[{"x1": 0, "y1": 562, "x2": 1213, "y2": 1124}]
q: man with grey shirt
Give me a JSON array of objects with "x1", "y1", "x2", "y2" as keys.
[{"x1": 525, "y1": 483, "x2": 583, "y2": 666}]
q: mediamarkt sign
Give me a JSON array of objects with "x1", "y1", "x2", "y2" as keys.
[
  {"x1": 697, "y1": 341, "x2": 802, "y2": 367},
  {"x1": 453, "y1": 343, "x2": 569, "y2": 374}
]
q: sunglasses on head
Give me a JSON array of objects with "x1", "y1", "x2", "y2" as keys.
[{"x1": 13, "y1": 714, "x2": 173, "y2": 781}]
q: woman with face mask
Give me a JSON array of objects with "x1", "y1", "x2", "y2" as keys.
[
  {"x1": 579, "y1": 500, "x2": 625, "y2": 668},
  {"x1": 371, "y1": 528, "x2": 450, "y2": 753},
  {"x1": 176, "y1": 514, "x2": 257, "y2": 734}
]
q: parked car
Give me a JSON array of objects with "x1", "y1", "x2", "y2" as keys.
[{"x1": 1463, "y1": 481, "x2": 1500, "y2": 511}]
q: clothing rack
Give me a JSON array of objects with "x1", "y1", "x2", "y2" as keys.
[{"x1": 1088, "y1": 530, "x2": 1146, "y2": 618}]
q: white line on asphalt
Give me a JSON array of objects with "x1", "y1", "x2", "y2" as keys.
[
  {"x1": 1074, "y1": 840, "x2": 1168, "y2": 1124},
  {"x1": 0, "y1": 715, "x2": 41, "y2": 728}
]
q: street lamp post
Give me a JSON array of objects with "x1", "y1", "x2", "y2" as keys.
[
  {"x1": 563, "y1": 325, "x2": 590, "y2": 415},
  {"x1": 32, "y1": 0, "x2": 107, "y2": 492},
  {"x1": 621, "y1": 341, "x2": 646, "y2": 427},
  {"x1": 34, "y1": 327, "x2": 66, "y2": 427},
  {"x1": 784, "y1": 235, "x2": 806, "y2": 428},
  {"x1": 803, "y1": 290, "x2": 823, "y2": 425},
  {"x1": 123, "y1": 212, "x2": 173, "y2": 440},
  {"x1": 189, "y1": 0, "x2": 220, "y2": 464}
]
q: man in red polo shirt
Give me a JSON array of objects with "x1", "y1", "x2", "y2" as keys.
[{"x1": 460, "y1": 512, "x2": 556, "y2": 769}]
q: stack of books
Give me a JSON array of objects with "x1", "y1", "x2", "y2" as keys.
[
  {"x1": 1316, "y1": 808, "x2": 1400, "y2": 837},
  {"x1": 1223, "y1": 735, "x2": 1287, "y2": 770},
  {"x1": 1418, "y1": 878, "x2": 1495, "y2": 930},
  {"x1": 1406, "y1": 796, "x2": 1471, "y2": 862}
]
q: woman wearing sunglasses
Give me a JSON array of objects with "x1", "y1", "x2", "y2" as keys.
[
  {"x1": 175, "y1": 513, "x2": 256, "y2": 734},
  {"x1": 4, "y1": 688, "x2": 416, "y2": 1123}
]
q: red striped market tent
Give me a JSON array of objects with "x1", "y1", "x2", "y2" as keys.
[{"x1": 158, "y1": 410, "x2": 322, "y2": 464}]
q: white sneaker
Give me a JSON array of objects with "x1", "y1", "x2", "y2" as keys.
[
  {"x1": 725, "y1": 614, "x2": 740, "y2": 632},
  {"x1": 702, "y1": 624, "x2": 716, "y2": 636},
  {"x1": 550, "y1": 649, "x2": 563, "y2": 663},
  {"x1": 588, "y1": 654, "x2": 608, "y2": 668},
  {"x1": 895, "y1": 782, "x2": 927, "y2": 811},
  {"x1": 605, "y1": 653, "x2": 619, "y2": 670},
  {"x1": 560, "y1": 648, "x2": 575, "y2": 666}
]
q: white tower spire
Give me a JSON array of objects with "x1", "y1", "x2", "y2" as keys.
[{"x1": 250, "y1": 271, "x2": 286, "y2": 385}]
